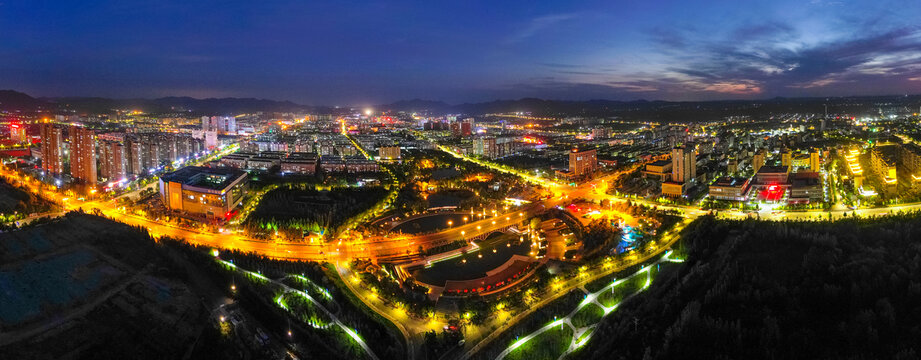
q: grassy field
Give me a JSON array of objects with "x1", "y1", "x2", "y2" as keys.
[{"x1": 504, "y1": 325, "x2": 573, "y2": 360}]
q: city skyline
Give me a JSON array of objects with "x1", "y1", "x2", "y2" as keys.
[
  {"x1": 5, "y1": 2, "x2": 921, "y2": 359},
  {"x1": 3, "y1": 1, "x2": 921, "y2": 105}
]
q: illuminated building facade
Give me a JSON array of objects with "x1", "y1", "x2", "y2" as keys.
[
  {"x1": 39, "y1": 124, "x2": 64, "y2": 175},
  {"x1": 99, "y1": 140, "x2": 127, "y2": 182},
  {"x1": 378, "y1": 146, "x2": 401, "y2": 162},
  {"x1": 70, "y1": 126, "x2": 97, "y2": 184},
  {"x1": 159, "y1": 166, "x2": 248, "y2": 219},
  {"x1": 671, "y1": 145, "x2": 696, "y2": 183},
  {"x1": 569, "y1": 147, "x2": 597, "y2": 178}
]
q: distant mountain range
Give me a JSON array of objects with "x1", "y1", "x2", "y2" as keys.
[
  {"x1": 377, "y1": 96, "x2": 921, "y2": 122},
  {"x1": 2, "y1": 89, "x2": 920, "y2": 122},
  {"x1": 0, "y1": 90, "x2": 49, "y2": 111},
  {"x1": 0, "y1": 90, "x2": 317, "y2": 115}
]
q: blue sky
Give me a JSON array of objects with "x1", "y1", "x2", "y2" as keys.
[{"x1": 1, "y1": 0, "x2": 920, "y2": 105}]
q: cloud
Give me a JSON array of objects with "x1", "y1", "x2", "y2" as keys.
[
  {"x1": 506, "y1": 13, "x2": 579, "y2": 43},
  {"x1": 515, "y1": 20, "x2": 921, "y2": 101},
  {"x1": 703, "y1": 81, "x2": 762, "y2": 94},
  {"x1": 809, "y1": 0, "x2": 844, "y2": 6},
  {"x1": 729, "y1": 22, "x2": 795, "y2": 42},
  {"x1": 538, "y1": 63, "x2": 581, "y2": 69},
  {"x1": 648, "y1": 27, "x2": 689, "y2": 49},
  {"x1": 635, "y1": 23, "x2": 921, "y2": 97}
]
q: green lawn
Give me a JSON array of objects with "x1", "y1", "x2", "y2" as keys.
[
  {"x1": 596, "y1": 269, "x2": 650, "y2": 308},
  {"x1": 570, "y1": 303, "x2": 605, "y2": 328},
  {"x1": 505, "y1": 325, "x2": 573, "y2": 360}
]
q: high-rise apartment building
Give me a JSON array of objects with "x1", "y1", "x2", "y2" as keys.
[
  {"x1": 126, "y1": 137, "x2": 144, "y2": 175},
  {"x1": 671, "y1": 145, "x2": 697, "y2": 183},
  {"x1": 462, "y1": 118, "x2": 474, "y2": 136},
  {"x1": 810, "y1": 151, "x2": 820, "y2": 172},
  {"x1": 781, "y1": 149, "x2": 792, "y2": 167},
  {"x1": 40, "y1": 124, "x2": 64, "y2": 175},
  {"x1": 70, "y1": 126, "x2": 97, "y2": 184},
  {"x1": 202, "y1": 116, "x2": 236, "y2": 135},
  {"x1": 752, "y1": 148, "x2": 767, "y2": 174},
  {"x1": 592, "y1": 127, "x2": 612, "y2": 139},
  {"x1": 146, "y1": 141, "x2": 160, "y2": 170},
  {"x1": 727, "y1": 158, "x2": 738, "y2": 174},
  {"x1": 100, "y1": 141, "x2": 126, "y2": 181},
  {"x1": 473, "y1": 137, "x2": 497, "y2": 159}
]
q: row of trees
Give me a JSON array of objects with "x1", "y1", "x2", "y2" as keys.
[{"x1": 244, "y1": 186, "x2": 388, "y2": 240}]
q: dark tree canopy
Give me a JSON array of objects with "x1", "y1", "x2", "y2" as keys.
[{"x1": 575, "y1": 214, "x2": 921, "y2": 360}]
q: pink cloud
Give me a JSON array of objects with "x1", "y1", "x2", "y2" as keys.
[{"x1": 702, "y1": 81, "x2": 762, "y2": 94}]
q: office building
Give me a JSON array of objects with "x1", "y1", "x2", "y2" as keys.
[
  {"x1": 789, "y1": 172, "x2": 823, "y2": 202},
  {"x1": 159, "y1": 166, "x2": 248, "y2": 219},
  {"x1": 462, "y1": 118, "x2": 474, "y2": 136},
  {"x1": 643, "y1": 159, "x2": 672, "y2": 181},
  {"x1": 661, "y1": 181, "x2": 684, "y2": 197},
  {"x1": 755, "y1": 165, "x2": 791, "y2": 184},
  {"x1": 708, "y1": 177, "x2": 751, "y2": 201},
  {"x1": 9, "y1": 121, "x2": 27, "y2": 143},
  {"x1": 569, "y1": 147, "x2": 598, "y2": 178}
]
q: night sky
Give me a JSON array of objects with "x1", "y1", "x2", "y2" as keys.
[{"x1": 2, "y1": 0, "x2": 920, "y2": 105}]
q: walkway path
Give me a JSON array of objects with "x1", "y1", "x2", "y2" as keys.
[{"x1": 218, "y1": 258, "x2": 381, "y2": 360}]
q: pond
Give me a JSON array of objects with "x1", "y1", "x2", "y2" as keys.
[
  {"x1": 390, "y1": 213, "x2": 471, "y2": 234},
  {"x1": 432, "y1": 167, "x2": 461, "y2": 180},
  {"x1": 427, "y1": 190, "x2": 473, "y2": 208},
  {"x1": 412, "y1": 233, "x2": 531, "y2": 286}
]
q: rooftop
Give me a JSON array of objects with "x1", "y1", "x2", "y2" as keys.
[
  {"x1": 712, "y1": 176, "x2": 749, "y2": 187},
  {"x1": 757, "y1": 165, "x2": 790, "y2": 174},
  {"x1": 286, "y1": 152, "x2": 318, "y2": 160},
  {"x1": 571, "y1": 146, "x2": 596, "y2": 153},
  {"x1": 792, "y1": 172, "x2": 821, "y2": 187},
  {"x1": 161, "y1": 166, "x2": 246, "y2": 191}
]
